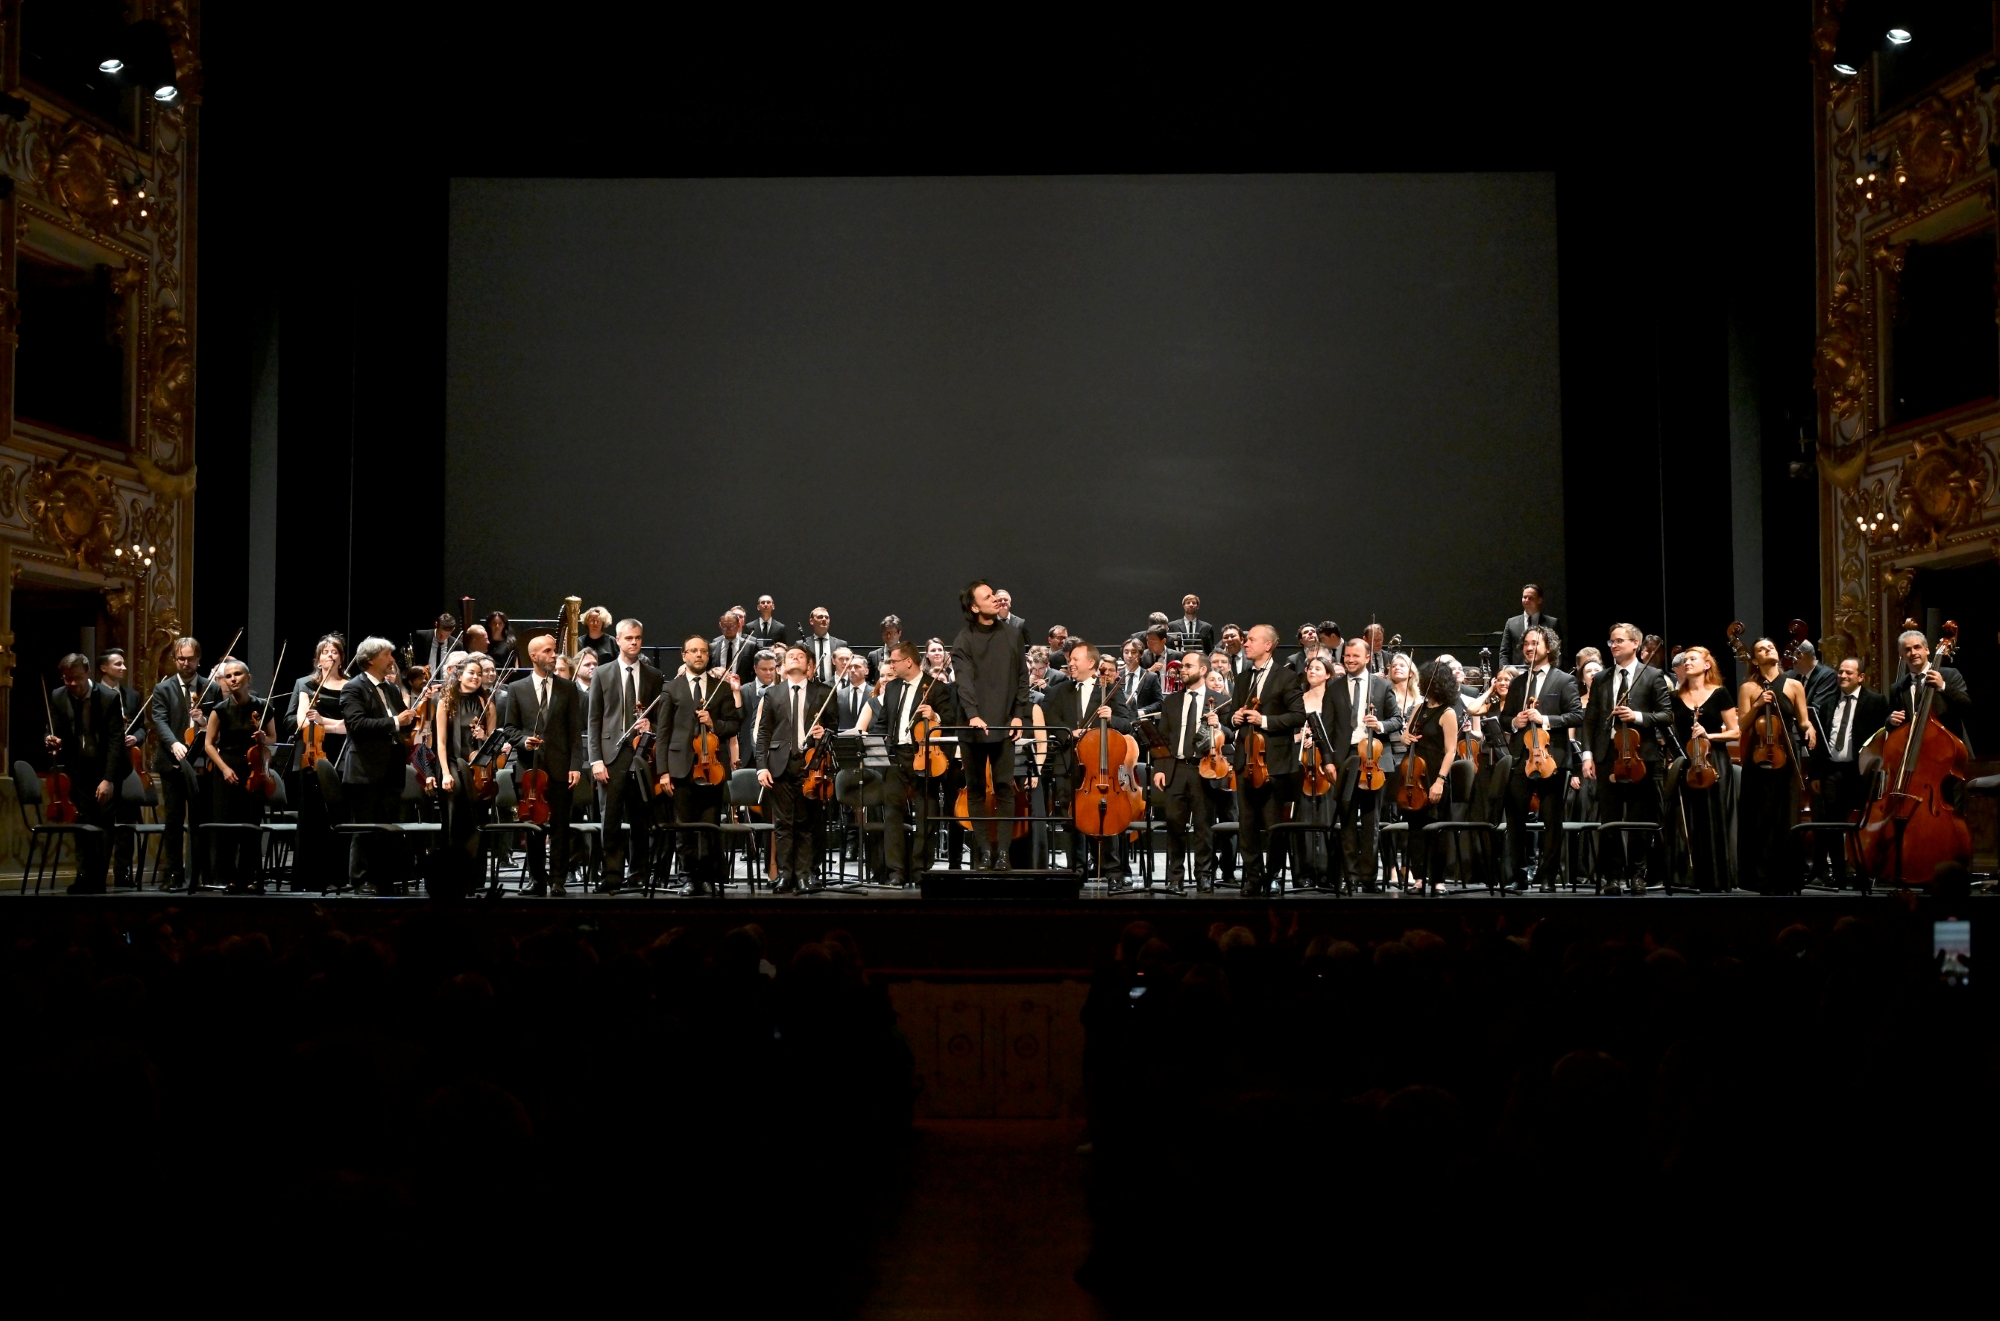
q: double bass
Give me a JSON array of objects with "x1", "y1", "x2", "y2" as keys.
[{"x1": 1858, "y1": 621, "x2": 1971, "y2": 885}]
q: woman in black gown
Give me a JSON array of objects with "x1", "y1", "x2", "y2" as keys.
[
  {"x1": 1294, "y1": 656, "x2": 1339, "y2": 887},
  {"x1": 284, "y1": 634, "x2": 348, "y2": 891},
  {"x1": 1735, "y1": 635, "x2": 1817, "y2": 893},
  {"x1": 435, "y1": 658, "x2": 496, "y2": 899},
  {"x1": 1665, "y1": 645, "x2": 1739, "y2": 892},
  {"x1": 203, "y1": 660, "x2": 276, "y2": 893},
  {"x1": 1399, "y1": 662, "x2": 1460, "y2": 889}
]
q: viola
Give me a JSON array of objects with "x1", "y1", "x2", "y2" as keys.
[
  {"x1": 515, "y1": 766, "x2": 552, "y2": 824},
  {"x1": 1353, "y1": 699, "x2": 1388, "y2": 792},
  {"x1": 1609, "y1": 722, "x2": 1649, "y2": 783},
  {"x1": 41, "y1": 769, "x2": 78, "y2": 824},
  {"x1": 1394, "y1": 705, "x2": 1430, "y2": 812},
  {"x1": 910, "y1": 678, "x2": 949, "y2": 778},
  {"x1": 1726, "y1": 624, "x2": 1790, "y2": 772},
  {"x1": 796, "y1": 685, "x2": 839, "y2": 803},
  {"x1": 1241, "y1": 697, "x2": 1270, "y2": 789},
  {"x1": 689, "y1": 668, "x2": 730, "y2": 787},
  {"x1": 1859, "y1": 620, "x2": 1971, "y2": 885},
  {"x1": 1300, "y1": 734, "x2": 1336, "y2": 799},
  {"x1": 243, "y1": 643, "x2": 287, "y2": 799}
]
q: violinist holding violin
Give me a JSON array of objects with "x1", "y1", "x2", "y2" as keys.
[
  {"x1": 586, "y1": 618, "x2": 666, "y2": 893},
  {"x1": 503, "y1": 633, "x2": 586, "y2": 895},
  {"x1": 1735, "y1": 634, "x2": 1816, "y2": 893},
  {"x1": 1152, "y1": 650, "x2": 1220, "y2": 891},
  {"x1": 878, "y1": 641, "x2": 957, "y2": 887},
  {"x1": 1666, "y1": 645, "x2": 1740, "y2": 892},
  {"x1": 1500, "y1": 626, "x2": 1582, "y2": 892},
  {"x1": 286, "y1": 634, "x2": 350, "y2": 893},
  {"x1": 657, "y1": 636, "x2": 744, "y2": 896},
  {"x1": 45, "y1": 654, "x2": 123, "y2": 893},
  {"x1": 435, "y1": 652, "x2": 499, "y2": 898},
  {"x1": 1326, "y1": 636, "x2": 1401, "y2": 893},
  {"x1": 203, "y1": 659, "x2": 278, "y2": 893},
  {"x1": 149, "y1": 635, "x2": 212, "y2": 891},
  {"x1": 1231, "y1": 624, "x2": 1307, "y2": 896},
  {"x1": 755, "y1": 643, "x2": 835, "y2": 893},
  {"x1": 96, "y1": 648, "x2": 144, "y2": 889},
  {"x1": 1580, "y1": 623, "x2": 1674, "y2": 893},
  {"x1": 340, "y1": 636, "x2": 421, "y2": 893}
]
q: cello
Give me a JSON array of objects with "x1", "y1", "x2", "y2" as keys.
[
  {"x1": 1070, "y1": 708, "x2": 1137, "y2": 857},
  {"x1": 1858, "y1": 621, "x2": 1971, "y2": 885}
]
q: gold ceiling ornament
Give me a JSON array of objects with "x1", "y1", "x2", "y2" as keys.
[
  {"x1": 1827, "y1": 590, "x2": 1868, "y2": 671},
  {"x1": 1893, "y1": 430, "x2": 1993, "y2": 549},
  {"x1": 1814, "y1": 276, "x2": 1870, "y2": 478},
  {"x1": 21, "y1": 454, "x2": 125, "y2": 570},
  {"x1": 1889, "y1": 93, "x2": 1973, "y2": 212},
  {"x1": 130, "y1": 449, "x2": 195, "y2": 502},
  {"x1": 0, "y1": 464, "x2": 17, "y2": 518},
  {"x1": 148, "y1": 612, "x2": 185, "y2": 677},
  {"x1": 147, "y1": 307, "x2": 193, "y2": 466},
  {"x1": 1881, "y1": 565, "x2": 1917, "y2": 604},
  {"x1": 43, "y1": 119, "x2": 130, "y2": 235}
]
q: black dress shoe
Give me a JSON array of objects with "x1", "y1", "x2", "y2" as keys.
[
  {"x1": 685, "y1": 881, "x2": 711, "y2": 897},
  {"x1": 548, "y1": 881, "x2": 567, "y2": 896},
  {"x1": 993, "y1": 853, "x2": 1011, "y2": 873},
  {"x1": 66, "y1": 882, "x2": 107, "y2": 895},
  {"x1": 593, "y1": 880, "x2": 621, "y2": 894},
  {"x1": 524, "y1": 880, "x2": 549, "y2": 897}
]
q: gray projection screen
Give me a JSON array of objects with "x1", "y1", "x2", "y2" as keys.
[{"x1": 447, "y1": 174, "x2": 1561, "y2": 655}]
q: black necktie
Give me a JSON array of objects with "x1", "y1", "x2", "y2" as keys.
[
  {"x1": 1833, "y1": 693, "x2": 1853, "y2": 754},
  {"x1": 623, "y1": 665, "x2": 637, "y2": 734},
  {"x1": 1615, "y1": 668, "x2": 1629, "y2": 707}
]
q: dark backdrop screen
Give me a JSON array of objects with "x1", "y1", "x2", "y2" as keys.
[{"x1": 447, "y1": 175, "x2": 1560, "y2": 655}]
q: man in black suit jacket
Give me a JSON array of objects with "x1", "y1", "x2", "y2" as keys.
[
  {"x1": 1789, "y1": 641, "x2": 1839, "y2": 713},
  {"x1": 587, "y1": 618, "x2": 667, "y2": 892},
  {"x1": 95, "y1": 649, "x2": 145, "y2": 886},
  {"x1": 1114, "y1": 639, "x2": 1164, "y2": 716},
  {"x1": 1326, "y1": 638, "x2": 1404, "y2": 892},
  {"x1": 1580, "y1": 624, "x2": 1675, "y2": 890},
  {"x1": 339, "y1": 637, "x2": 419, "y2": 892},
  {"x1": 1887, "y1": 627, "x2": 1973, "y2": 747},
  {"x1": 1151, "y1": 652, "x2": 1222, "y2": 890},
  {"x1": 1497, "y1": 585, "x2": 1557, "y2": 669},
  {"x1": 1043, "y1": 643, "x2": 1136, "y2": 880},
  {"x1": 656, "y1": 636, "x2": 745, "y2": 895},
  {"x1": 44, "y1": 655, "x2": 123, "y2": 892},
  {"x1": 755, "y1": 644, "x2": 836, "y2": 892},
  {"x1": 799, "y1": 606, "x2": 846, "y2": 685},
  {"x1": 1231, "y1": 625, "x2": 1307, "y2": 895},
  {"x1": 503, "y1": 632, "x2": 586, "y2": 894},
  {"x1": 835, "y1": 654, "x2": 880, "y2": 733},
  {"x1": 875, "y1": 641, "x2": 958, "y2": 886},
  {"x1": 735, "y1": 649, "x2": 779, "y2": 769},
  {"x1": 410, "y1": 613, "x2": 459, "y2": 678},
  {"x1": 1500, "y1": 625, "x2": 1584, "y2": 890},
  {"x1": 745, "y1": 596, "x2": 789, "y2": 649},
  {"x1": 1811, "y1": 656, "x2": 1889, "y2": 880},
  {"x1": 149, "y1": 635, "x2": 216, "y2": 889},
  {"x1": 1168, "y1": 595, "x2": 1218, "y2": 658},
  {"x1": 711, "y1": 610, "x2": 759, "y2": 682}
]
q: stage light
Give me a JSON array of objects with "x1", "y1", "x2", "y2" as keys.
[
  {"x1": 1833, "y1": 62, "x2": 1859, "y2": 76},
  {"x1": 1886, "y1": 28, "x2": 1912, "y2": 45},
  {"x1": 100, "y1": 58, "x2": 124, "y2": 74},
  {"x1": 154, "y1": 85, "x2": 178, "y2": 103}
]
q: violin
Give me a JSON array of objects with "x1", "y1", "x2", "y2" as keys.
[
  {"x1": 296, "y1": 669, "x2": 332, "y2": 769},
  {"x1": 185, "y1": 625, "x2": 244, "y2": 748},
  {"x1": 1609, "y1": 723, "x2": 1649, "y2": 783},
  {"x1": 1353, "y1": 693, "x2": 1388, "y2": 791},
  {"x1": 910, "y1": 678, "x2": 949, "y2": 778},
  {"x1": 515, "y1": 766, "x2": 551, "y2": 824},
  {"x1": 242, "y1": 642, "x2": 287, "y2": 800},
  {"x1": 796, "y1": 685, "x2": 840, "y2": 803},
  {"x1": 1300, "y1": 708, "x2": 1336, "y2": 799},
  {"x1": 688, "y1": 668, "x2": 731, "y2": 787},
  {"x1": 1859, "y1": 619, "x2": 1971, "y2": 885},
  {"x1": 1726, "y1": 623, "x2": 1790, "y2": 772},
  {"x1": 466, "y1": 693, "x2": 512, "y2": 801},
  {"x1": 1518, "y1": 668, "x2": 1558, "y2": 782},
  {"x1": 1682, "y1": 722, "x2": 1718, "y2": 790},
  {"x1": 1241, "y1": 697, "x2": 1270, "y2": 789},
  {"x1": 1394, "y1": 704, "x2": 1430, "y2": 812},
  {"x1": 38, "y1": 679, "x2": 78, "y2": 822}
]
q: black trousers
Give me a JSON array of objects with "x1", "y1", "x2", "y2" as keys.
[
  {"x1": 770, "y1": 770, "x2": 823, "y2": 882},
  {"x1": 1157, "y1": 759, "x2": 1212, "y2": 885},
  {"x1": 345, "y1": 780, "x2": 402, "y2": 890},
  {"x1": 881, "y1": 757, "x2": 933, "y2": 881},
  {"x1": 960, "y1": 738, "x2": 1016, "y2": 848},
  {"x1": 1237, "y1": 770, "x2": 1298, "y2": 891},
  {"x1": 110, "y1": 780, "x2": 139, "y2": 882},
  {"x1": 1337, "y1": 782, "x2": 1384, "y2": 889},
  {"x1": 158, "y1": 761, "x2": 205, "y2": 881},
  {"x1": 1596, "y1": 766, "x2": 1665, "y2": 880},
  {"x1": 1814, "y1": 761, "x2": 1867, "y2": 880},
  {"x1": 210, "y1": 774, "x2": 264, "y2": 888},
  {"x1": 670, "y1": 775, "x2": 726, "y2": 883},
  {"x1": 1738, "y1": 765, "x2": 1801, "y2": 893},
  {"x1": 598, "y1": 758, "x2": 652, "y2": 883},
  {"x1": 1504, "y1": 768, "x2": 1566, "y2": 884},
  {"x1": 524, "y1": 778, "x2": 575, "y2": 883}
]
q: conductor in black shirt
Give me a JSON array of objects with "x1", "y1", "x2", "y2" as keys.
[{"x1": 951, "y1": 580, "x2": 1031, "y2": 871}]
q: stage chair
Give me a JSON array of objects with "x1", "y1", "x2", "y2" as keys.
[
  {"x1": 1420, "y1": 820, "x2": 1501, "y2": 894},
  {"x1": 14, "y1": 760, "x2": 108, "y2": 896},
  {"x1": 719, "y1": 768, "x2": 771, "y2": 893},
  {"x1": 1592, "y1": 821, "x2": 1665, "y2": 894}
]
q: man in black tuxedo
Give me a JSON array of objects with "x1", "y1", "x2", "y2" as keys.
[
  {"x1": 44, "y1": 654, "x2": 123, "y2": 893},
  {"x1": 1500, "y1": 625, "x2": 1584, "y2": 890},
  {"x1": 756, "y1": 644, "x2": 835, "y2": 892},
  {"x1": 1327, "y1": 637, "x2": 1403, "y2": 892},
  {"x1": 1115, "y1": 638, "x2": 1163, "y2": 716},
  {"x1": 1168, "y1": 594, "x2": 1218, "y2": 658},
  {"x1": 1498, "y1": 584, "x2": 1558, "y2": 669},
  {"x1": 735, "y1": 649, "x2": 779, "y2": 769},
  {"x1": 1152, "y1": 651, "x2": 1220, "y2": 890},
  {"x1": 1812, "y1": 655, "x2": 1889, "y2": 881},
  {"x1": 801, "y1": 606, "x2": 846, "y2": 685},
  {"x1": 1789, "y1": 640, "x2": 1839, "y2": 712},
  {"x1": 656, "y1": 636, "x2": 744, "y2": 896},
  {"x1": 1285, "y1": 623, "x2": 1335, "y2": 677},
  {"x1": 1043, "y1": 642, "x2": 1135, "y2": 880},
  {"x1": 745, "y1": 596, "x2": 789, "y2": 649},
  {"x1": 711, "y1": 609, "x2": 758, "y2": 682},
  {"x1": 835, "y1": 653, "x2": 879, "y2": 732},
  {"x1": 587, "y1": 617, "x2": 667, "y2": 892},
  {"x1": 96, "y1": 648, "x2": 145, "y2": 887},
  {"x1": 1231, "y1": 625, "x2": 1307, "y2": 895},
  {"x1": 503, "y1": 632, "x2": 586, "y2": 895},
  {"x1": 339, "y1": 636, "x2": 419, "y2": 893},
  {"x1": 410, "y1": 613, "x2": 458, "y2": 678},
  {"x1": 1580, "y1": 623, "x2": 1675, "y2": 891},
  {"x1": 866, "y1": 615, "x2": 907, "y2": 683},
  {"x1": 1218, "y1": 624, "x2": 1250, "y2": 677},
  {"x1": 1887, "y1": 627, "x2": 1973, "y2": 747},
  {"x1": 876, "y1": 642, "x2": 956, "y2": 886},
  {"x1": 149, "y1": 635, "x2": 215, "y2": 889}
]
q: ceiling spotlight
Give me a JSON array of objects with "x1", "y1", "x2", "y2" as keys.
[
  {"x1": 1887, "y1": 28, "x2": 1912, "y2": 45},
  {"x1": 153, "y1": 85, "x2": 178, "y2": 103},
  {"x1": 1833, "y1": 61, "x2": 1859, "y2": 76},
  {"x1": 99, "y1": 58, "x2": 124, "y2": 74}
]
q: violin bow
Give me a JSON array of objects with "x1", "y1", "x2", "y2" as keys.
[
  {"x1": 256, "y1": 642, "x2": 288, "y2": 734},
  {"x1": 188, "y1": 625, "x2": 247, "y2": 721}
]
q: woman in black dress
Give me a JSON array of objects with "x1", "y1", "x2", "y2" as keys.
[
  {"x1": 435, "y1": 658, "x2": 496, "y2": 898},
  {"x1": 284, "y1": 633, "x2": 349, "y2": 891},
  {"x1": 1735, "y1": 635, "x2": 1817, "y2": 893},
  {"x1": 1665, "y1": 644, "x2": 1739, "y2": 892},
  {"x1": 1294, "y1": 656, "x2": 1339, "y2": 886},
  {"x1": 1399, "y1": 662, "x2": 1460, "y2": 889},
  {"x1": 484, "y1": 611, "x2": 517, "y2": 672},
  {"x1": 203, "y1": 659, "x2": 276, "y2": 893},
  {"x1": 579, "y1": 607, "x2": 619, "y2": 668}
]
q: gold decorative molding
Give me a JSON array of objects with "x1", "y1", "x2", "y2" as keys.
[
  {"x1": 43, "y1": 119, "x2": 130, "y2": 237},
  {"x1": 130, "y1": 449, "x2": 195, "y2": 501},
  {"x1": 1894, "y1": 430, "x2": 1993, "y2": 550},
  {"x1": 20, "y1": 454, "x2": 124, "y2": 571}
]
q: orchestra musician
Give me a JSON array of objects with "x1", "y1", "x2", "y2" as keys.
[
  {"x1": 202, "y1": 659, "x2": 277, "y2": 893},
  {"x1": 572, "y1": 648, "x2": 598, "y2": 693},
  {"x1": 1888, "y1": 628, "x2": 1972, "y2": 745},
  {"x1": 1151, "y1": 650, "x2": 1220, "y2": 891},
  {"x1": 1735, "y1": 635, "x2": 1816, "y2": 894},
  {"x1": 1811, "y1": 655, "x2": 1887, "y2": 882},
  {"x1": 656, "y1": 636, "x2": 744, "y2": 896},
  {"x1": 586, "y1": 618, "x2": 665, "y2": 893},
  {"x1": 1218, "y1": 625, "x2": 1249, "y2": 677},
  {"x1": 993, "y1": 589, "x2": 1024, "y2": 636},
  {"x1": 867, "y1": 615, "x2": 906, "y2": 683},
  {"x1": 1399, "y1": 663, "x2": 1461, "y2": 887},
  {"x1": 1500, "y1": 626, "x2": 1583, "y2": 892},
  {"x1": 1286, "y1": 624, "x2": 1332, "y2": 677},
  {"x1": 1294, "y1": 656, "x2": 1339, "y2": 889},
  {"x1": 435, "y1": 652, "x2": 497, "y2": 899},
  {"x1": 1044, "y1": 642, "x2": 1135, "y2": 882},
  {"x1": 755, "y1": 643, "x2": 834, "y2": 892},
  {"x1": 503, "y1": 633, "x2": 586, "y2": 895},
  {"x1": 876, "y1": 641, "x2": 957, "y2": 887},
  {"x1": 149, "y1": 635, "x2": 212, "y2": 891},
  {"x1": 578, "y1": 606, "x2": 618, "y2": 668},
  {"x1": 1170, "y1": 595, "x2": 1218, "y2": 656},
  {"x1": 736, "y1": 648, "x2": 779, "y2": 768},
  {"x1": 1116, "y1": 638, "x2": 1163, "y2": 717},
  {"x1": 951, "y1": 581, "x2": 1031, "y2": 872},
  {"x1": 1360, "y1": 624, "x2": 1387, "y2": 675},
  {"x1": 1665, "y1": 644, "x2": 1740, "y2": 892},
  {"x1": 746, "y1": 595, "x2": 788, "y2": 648},
  {"x1": 1231, "y1": 624, "x2": 1307, "y2": 896},
  {"x1": 837, "y1": 653, "x2": 879, "y2": 731},
  {"x1": 803, "y1": 607, "x2": 845, "y2": 684},
  {"x1": 713, "y1": 608, "x2": 758, "y2": 681},
  {"x1": 96, "y1": 649, "x2": 144, "y2": 889},
  {"x1": 411, "y1": 613, "x2": 457, "y2": 676},
  {"x1": 484, "y1": 612, "x2": 517, "y2": 671},
  {"x1": 1498, "y1": 584, "x2": 1557, "y2": 669},
  {"x1": 45, "y1": 654, "x2": 123, "y2": 893},
  {"x1": 286, "y1": 634, "x2": 350, "y2": 893},
  {"x1": 1580, "y1": 622, "x2": 1675, "y2": 892},
  {"x1": 1789, "y1": 640, "x2": 1838, "y2": 712},
  {"x1": 1327, "y1": 637, "x2": 1401, "y2": 893}
]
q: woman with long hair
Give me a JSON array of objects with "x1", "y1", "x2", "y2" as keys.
[
  {"x1": 1399, "y1": 661, "x2": 1461, "y2": 891},
  {"x1": 286, "y1": 633, "x2": 349, "y2": 891},
  {"x1": 1668, "y1": 644, "x2": 1740, "y2": 891},
  {"x1": 1294, "y1": 655, "x2": 1339, "y2": 887},
  {"x1": 434, "y1": 654, "x2": 497, "y2": 898},
  {"x1": 1387, "y1": 653, "x2": 1422, "y2": 721}
]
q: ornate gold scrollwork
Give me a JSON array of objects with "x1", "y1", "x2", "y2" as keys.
[
  {"x1": 1893, "y1": 430, "x2": 1993, "y2": 549},
  {"x1": 148, "y1": 307, "x2": 194, "y2": 467},
  {"x1": 1815, "y1": 270, "x2": 1870, "y2": 483},
  {"x1": 21, "y1": 454, "x2": 123, "y2": 569},
  {"x1": 1827, "y1": 590, "x2": 1868, "y2": 670},
  {"x1": 43, "y1": 120, "x2": 129, "y2": 235},
  {"x1": 1890, "y1": 93, "x2": 1973, "y2": 211},
  {"x1": 0, "y1": 465, "x2": 16, "y2": 519}
]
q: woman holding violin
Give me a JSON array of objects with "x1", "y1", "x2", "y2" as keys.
[
  {"x1": 1667, "y1": 644, "x2": 1739, "y2": 892},
  {"x1": 657, "y1": 635, "x2": 744, "y2": 896},
  {"x1": 285, "y1": 633, "x2": 350, "y2": 891},
  {"x1": 1294, "y1": 655, "x2": 1340, "y2": 888},
  {"x1": 203, "y1": 659, "x2": 278, "y2": 893},
  {"x1": 436, "y1": 653, "x2": 499, "y2": 896},
  {"x1": 1397, "y1": 662, "x2": 1461, "y2": 890},
  {"x1": 1735, "y1": 634, "x2": 1816, "y2": 894}
]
